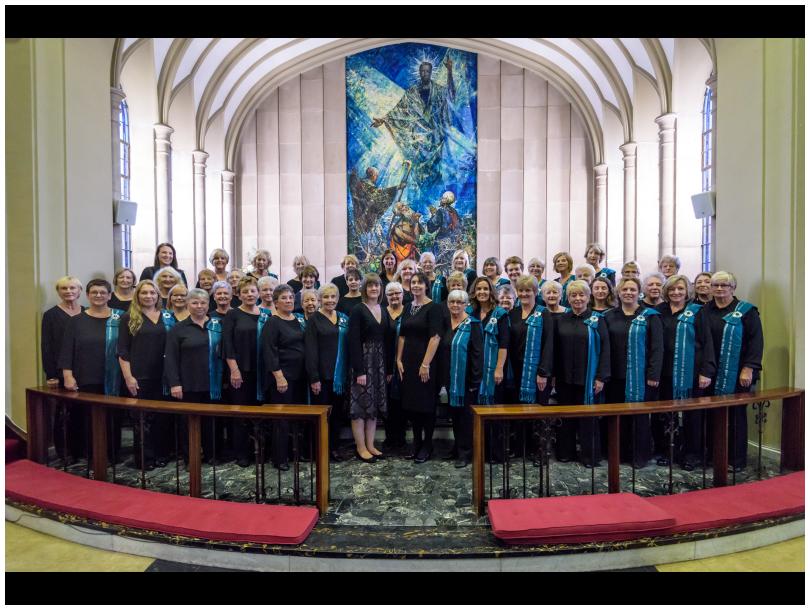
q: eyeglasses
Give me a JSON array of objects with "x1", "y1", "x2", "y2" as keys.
[
  {"x1": 711, "y1": 283, "x2": 733, "y2": 288},
  {"x1": 387, "y1": 292, "x2": 403, "y2": 296}
]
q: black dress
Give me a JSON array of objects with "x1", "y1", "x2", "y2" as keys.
[
  {"x1": 337, "y1": 294, "x2": 363, "y2": 316},
  {"x1": 140, "y1": 265, "x2": 188, "y2": 287},
  {"x1": 108, "y1": 293, "x2": 133, "y2": 313},
  {"x1": 399, "y1": 301, "x2": 445, "y2": 415},
  {"x1": 348, "y1": 304, "x2": 390, "y2": 420},
  {"x1": 384, "y1": 307, "x2": 408, "y2": 446},
  {"x1": 41, "y1": 305, "x2": 84, "y2": 382},
  {"x1": 305, "y1": 311, "x2": 346, "y2": 451}
]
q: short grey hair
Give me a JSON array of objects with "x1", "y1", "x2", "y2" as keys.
[
  {"x1": 566, "y1": 279, "x2": 592, "y2": 299},
  {"x1": 643, "y1": 272, "x2": 666, "y2": 288},
  {"x1": 187, "y1": 288, "x2": 210, "y2": 302},
  {"x1": 318, "y1": 282, "x2": 339, "y2": 298},
  {"x1": 154, "y1": 266, "x2": 183, "y2": 285},
  {"x1": 575, "y1": 263, "x2": 596, "y2": 278},
  {"x1": 385, "y1": 281, "x2": 403, "y2": 295},
  {"x1": 447, "y1": 289, "x2": 469, "y2": 304},
  {"x1": 496, "y1": 283, "x2": 516, "y2": 299},
  {"x1": 300, "y1": 287, "x2": 319, "y2": 303},
  {"x1": 211, "y1": 280, "x2": 231, "y2": 294},
  {"x1": 252, "y1": 249, "x2": 272, "y2": 264},
  {"x1": 419, "y1": 251, "x2": 436, "y2": 263},
  {"x1": 208, "y1": 248, "x2": 230, "y2": 264},
  {"x1": 257, "y1": 275, "x2": 279, "y2": 289},
  {"x1": 659, "y1": 254, "x2": 682, "y2": 269},
  {"x1": 527, "y1": 257, "x2": 545, "y2": 270},
  {"x1": 540, "y1": 279, "x2": 563, "y2": 298}
]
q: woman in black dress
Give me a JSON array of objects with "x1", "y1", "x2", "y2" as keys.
[
  {"x1": 541, "y1": 280, "x2": 568, "y2": 318},
  {"x1": 59, "y1": 279, "x2": 125, "y2": 461},
  {"x1": 383, "y1": 281, "x2": 407, "y2": 451},
  {"x1": 117, "y1": 280, "x2": 170, "y2": 469},
  {"x1": 348, "y1": 273, "x2": 391, "y2": 462},
  {"x1": 654, "y1": 274, "x2": 715, "y2": 469},
  {"x1": 223, "y1": 276, "x2": 266, "y2": 466},
  {"x1": 140, "y1": 242, "x2": 188, "y2": 287},
  {"x1": 397, "y1": 272, "x2": 444, "y2": 463},
  {"x1": 164, "y1": 288, "x2": 225, "y2": 463},
  {"x1": 42, "y1": 275, "x2": 84, "y2": 463},
  {"x1": 261, "y1": 284, "x2": 307, "y2": 469},
  {"x1": 553, "y1": 279, "x2": 611, "y2": 464},
  {"x1": 441, "y1": 289, "x2": 483, "y2": 468},
  {"x1": 306, "y1": 283, "x2": 348, "y2": 462},
  {"x1": 330, "y1": 254, "x2": 360, "y2": 297},
  {"x1": 497, "y1": 283, "x2": 516, "y2": 311},
  {"x1": 337, "y1": 268, "x2": 363, "y2": 315},
  {"x1": 394, "y1": 259, "x2": 417, "y2": 306},
  {"x1": 109, "y1": 268, "x2": 136, "y2": 312},
  {"x1": 299, "y1": 288, "x2": 319, "y2": 320},
  {"x1": 603, "y1": 277, "x2": 664, "y2": 468},
  {"x1": 379, "y1": 249, "x2": 398, "y2": 293}
]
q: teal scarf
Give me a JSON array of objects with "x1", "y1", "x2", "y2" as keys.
[
  {"x1": 673, "y1": 303, "x2": 703, "y2": 399},
  {"x1": 597, "y1": 268, "x2": 616, "y2": 283},
  {"x1": 583, "y1": 314, "x2": 602, "y2": 405},
  {"x1": 478, "y1": 306, "x2": 508, "y2": 404},
  {"x1": 519, "y1": 307, "x2": 546, "y2": 403},
  {"x1": 104, "y1": 309, "x2": 124, "y2": 396},
  {"x1": 255, "y1": 308, "x2": 272, "y2": 401},
  {"x1": 449, "y1": 317, "x2": 478, "y2": 407},
  {"x1": 625, "y1": 308, "x2": 660, "y2": 402},
  {"x1": 431, "y1": 275, "x2": 445, "y2": 302},
  {"x1": 161, "y1": 310, "x2": 177, "y2": 396},
  {"x1": 496, "y1": 277, "x2": 511, "y2": 288},
  {"x1": 559, "y1": 275, "x2": 575, "y2": 307},
  {"x1": 207, "y1": 317, "x2": 224, "y2": 400},
  {"x1": 714, "y1": 300, "x2": 754, "y2": 395},
  {"x1": 332, "y1": 312, "x2": 350, "y2": 395}
]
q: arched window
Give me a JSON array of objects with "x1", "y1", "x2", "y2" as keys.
[
  {"x1": 118, "y1": 99, "x2": 132, "y2": 268},
  {"x1": 700, "y1": 82, "x2": 716, "y2": 272}
]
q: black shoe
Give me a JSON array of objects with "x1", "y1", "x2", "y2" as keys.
[
  {"x1": 155, "y1": 458, "x2": 168, "y2": 468},
  {"x1": 729, "y1": 464, "x2": 745, "y2": 473},
  {"x1": 413, "y1": 447, "x2": 431, "y2": 464},
  {"x1": 330, "y1": 450, "x2": 344, "y2": 463},
  {"x1": 276, "y1": 462, "x2": 290, "y2": 471},
  {"x1": 369, "y1": 451, "x2": 386, "y2": 460},
  {"x1": 454, "y1": 457, "x2": 469, "y2": 468},
  {"x1": 237, "y1": 457, "x2": 252, "y2": 468},
  {"x1": 355, "y1": 450, "x2": 377, "y2": 464},
  {"x1": 656, "y1": 457, "x2": 670, "y2": 466},
  {"x1": 682, "y1": 462, "x2": 696, "y2": 472},
  {"x1": 582, "y1": 461, "x2": 601, "y2": 469}
]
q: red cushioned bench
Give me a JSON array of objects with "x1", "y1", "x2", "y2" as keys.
[
  {"x1": 6, "y1": 460, "x2": 319, "y2": 545},
  {"x1": 6, "y1": 438, "x2": 25, "y2": 464},
  {"x1": 488, "y1": 472, "x2": 804, "y2": 545}
]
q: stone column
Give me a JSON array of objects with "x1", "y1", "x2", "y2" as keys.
[
  {"x1": 656, "y1": 113, "x2": 677, "y2": 257},
  {"x1": 110, "y1": 88, "x2": 126, "y2": 270},
  {"x1": 221, "y1": 170, "x2": 235, "y2": 266},
  {"x1": 593, "y1": 164, "x2": 608, "y2": 248},
  {"x1": 192, "y1": 150, "x2": 209, "y2": 277},
  {"x1": 620, "y1": 142, "x2": 637, "y2": 262},
  {"x1": 153, "y1": 124, "x2": 174, "y2": 243}
]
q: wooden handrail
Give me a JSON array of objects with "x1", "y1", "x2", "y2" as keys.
[
  {"x1": 472, "y1": 387, "x2": 804, "y2": 515},
  {"x1": 25, "y1": 386, "x2": 331, "y2": 515}
]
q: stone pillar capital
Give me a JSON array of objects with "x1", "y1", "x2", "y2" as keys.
[
  {"x1": 593, "y1": 163, "x2": 608, "y2": 177},
  {"x1": 221, "y1": 170, "x2": 236, "y2": 184},
  {"x1": 110, "y1": 87, "x2": 126, "y2": 108},
  {"x1": 655, "y1": 113, "x2": 677, "y2": 131},
  {"x1": 154, "y1": 123, "x2": 174, "y2": 141},
  {"x1": 192, "y1": 149, "x2": 209, "y2": 171},
  {"x1": 705, "y1": 73, "x2": 717, "y2": 90},
  {"x1": 619, "y1": 142, "x2": 637, "y2": 158}
]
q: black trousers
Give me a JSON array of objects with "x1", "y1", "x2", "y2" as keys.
[
  {"x1": 554, "y1": 382, "x2": 602, "y2": 465},
  {"x1": 176, "y1": 391, "x2": 219, "y2": 462},
  {"x1": 706, "y1": 381, "x2": 754, "y2": 469},
  {"x1": 449, "y1": 390, "x2": 476, "y2": 460},
  {"x1": 228, "y1": 371, "x2": 260, "y2": 462},
  {"x1": 384, "y1": 383, "x2": 408, "y2": 447},
  {"x1": 607, "y1": 381, "x2": 657, "y2": 467},
  {"x1": 268, "y1": 378, "x2": 307, "y2": 467},
  {"x1": 310, "y1": 380, "x2": 345, "y2": 453},
  {"x1": 130, "y1": 379, "x2": 172, "y2": 466},
  {"x1": 653, "y1": 377, "x2": 707, "y2": 466},
  {"x1": 410, "y1": 412, "x2": 436, "y2": 453}
]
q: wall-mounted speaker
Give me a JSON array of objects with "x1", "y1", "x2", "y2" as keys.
[
  {"x1": 691, "y1": 191, "x2": 715, "y2": 219},
  {"x1": 114, "y1": 199, "x2": 138, "y2": 225}
]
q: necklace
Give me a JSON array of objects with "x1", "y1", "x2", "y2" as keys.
[{"x1": 410, "y1": 303, "x2": 424, "y2": 315}]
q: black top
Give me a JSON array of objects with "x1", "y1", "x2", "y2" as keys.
[
  {"x1": 337, "y1": 295, "x2": 363, "y2": 316},
  {"x1": 603, "y1": 306, "x2": 664, "y2": 382},
  {"x1": 331, "y1": 274, "x2": 350, "y2": 297},
  {"x1": 705, "y1": 298, "x2": 764, "y2": 382},
  {"x1": 553, "y1": 309, "x2": 611, "y2": 386},
  {"x1": 399, "y1": 301, "x2": 445, "y2": 413},
  {"x1": 41, "y1": 306, "x2": 84, "y2": 380},
  {"x1": 462, "y1": 268, "x2": 477, "y2": 290},
  {"x1": 57, "y1": 311, "x2": 110, "y2": 387},
  {"x1": 210, "y1": 308, "x2": 231, "y2": 321},
  {"x1": 140, "y1": 265, "x2": 188, "y2": 287},
  {"x1": 401, "y1": 289, "x2": 414, "y2": 306},
  {"x1": 117, "y1": 312, "x2": 167, "y2": 381},
  {"x1": 222, "y1": 307, "x2": 261, "y2": 372},
  {"x1": 261, "y1": 316, "x2": 306, "y2": 381},
  {"x1": 164, "y1": 317, "x2": 216, "y2": 392},
  {"x1": 288, "y1": 278, "x2": 321, "y2": 294},
  {"x1": 440, "y1": 317, "x2": 484, "y2": 391},
  {"x1": 348, "y1": 303, "x2": 391, "y2": 379},
  {"x1": 655, "y1": 302, "x2": 716, "y2": 381},
  {"x1": 508, "y1": 306, "x2": 554, "y2": 382},
  {"x1": 108, "y1": 293, "x2": 133, "y2": 313},
  {"x1": 304, "y1": 311, "x2": 341, "y2": 384}
]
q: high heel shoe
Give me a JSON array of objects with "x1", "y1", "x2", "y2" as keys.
[{"x1": 355, "y1": 450, "x2": 377, "y2": 463}]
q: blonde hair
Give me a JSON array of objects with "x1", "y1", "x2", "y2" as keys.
[
  {"x1": 167, "y1": 283, "x2": 188, "y2": 311},
  {"x1": 710, "y1": 270, "x2": 737, "y2": 289},
  {"x1": 540, "y1": 280, "x2": 563, "y2": 298},
  {"x1": 252, "y1": 249, "x2": 272, "y2": 266},
  {"x1": 617, "y1": 277, "x2": 642, "y2": 293},
  {"x1": 574, "y1": 263, "x2": 596, "y2": 279},
  {"x1": 662, "y1": 274, "x2": 693, "y2": 302},
  {"x1": 318, "y1": 282, "x2": 339, "y2": 299},
  {"x1": 566, "y1": 279, "x2": 591, "y2": 299},
  {"x1": 452, "y1": 249, "x2": 470, "y2": 268},
  {"x1": 128, "y1": 280, "x2": 160, "y2": 336},
  {"x1": 515, "y1": 274, "x2": 539, "y2": 295},
  {"x1": 446, "y1": 270, "x2": 468, "y2": 291},
  {"x1": 55, "y1": 275, "x2": 83, "y2": 292},
  {"x1": 341, "y1": 254, "x2": 360, "y2": 268}
]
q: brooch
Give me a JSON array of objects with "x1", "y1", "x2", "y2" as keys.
[
  {"x1": 637, "y1": 315, "x2": 646, "y2": 322},
  {"x1": 732, "y1": 311, "x2": 743, "y2": 318},
  {"x1": 684, "y1": 310, "x2": 694, "y2": 317},
  {"x1": 589, "y1": 316, "x2": 599, "y2": 323}
]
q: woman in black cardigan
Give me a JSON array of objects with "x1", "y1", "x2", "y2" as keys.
[{"x1": 139, "y1": 242, "x2": 188, "y2": 287}]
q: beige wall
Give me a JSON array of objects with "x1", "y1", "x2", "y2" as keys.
[
  {"x1": 6, "y1": 38, "x2": 115, "y2": 426},
  {"x1": 715, "y1": 38, "x2": 805, "y2": 449}
]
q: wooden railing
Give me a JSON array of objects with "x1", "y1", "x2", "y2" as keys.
[
  {"x1": 472, "y1": 387, "x2": 804, "y2": 515},
  {"x1": 25, "y1": 387, "x2": 330, "y2": 515}
]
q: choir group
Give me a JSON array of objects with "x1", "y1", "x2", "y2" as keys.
[{"x1": 42, "y1": 242, "x2": 763, "y2": 472}]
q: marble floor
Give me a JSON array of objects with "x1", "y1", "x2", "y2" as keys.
[{"x1": 45, "y1": 427, "x2": 784, "y2": 528}]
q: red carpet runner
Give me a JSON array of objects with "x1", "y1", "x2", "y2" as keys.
[{"x1": 6, "y1": 460, "x2": 319, "y2": 545}]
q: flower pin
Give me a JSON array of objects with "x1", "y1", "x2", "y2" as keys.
[
  {"x1": 684, "y1": 310, "x2": 694, "y2": 318},
  {"x1": 589, "y1": 316, "x2": 599, "y2": 324},
  {"x1": 637, "y1": 315, "x2": 646, "y2": 322},
  {"x1": 732, "y1": 311, "x2": 743, "y2": 318}
]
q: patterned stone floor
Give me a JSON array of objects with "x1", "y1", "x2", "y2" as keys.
[{"x1": 47, "y1": 427, "x2": 783, "y2": 528}]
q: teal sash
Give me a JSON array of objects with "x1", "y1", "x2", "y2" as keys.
[
  {"x1": 559, "y1": 275, "x2": 575, "y2": 307},
  {"x1": 583, "y1": 314, "x2": 601, "y2": 405},
  {"x1": 519, "y1": 307, "x2": 546, "y2": 403},
  {"x1": 449, "y1": 317, "x2": 478, "y2": 407},
  {"x1": 715, "y1": 300, "x2": 754, "y2": 395},
  {"x1": 496, "y1": 277, "x2": 511, "y2": 288},
  {"x1": 597, "y1": 268, "x2": 616, "y2": 284},
  {"x1": 207, "y1": 317, "x2": 224, "y2": 400},
  {"x1": 673, "y1": 303, "x2": 703, "y2": 399},
  {"x1": 161, "y1": 310, "x2": 177, "y2": 396},
  {"x1": 332, "y1": 312, "x2": 350, "y2": 395},
  {"x1": 104, "y1": 309, "x2": 124, "y2": 396},
  {"x1": 625, "y1": 308, "x2": 660, "y2": 402},
  {"x1": 255, "y1": 308, "x2": 271, "y2": 401},
  {"x1": 478, "y1": 306, "x2": 508, "y2": 404},
  {"x1": 431, "y1": 275, "x2": 446, "y2": 302}
]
